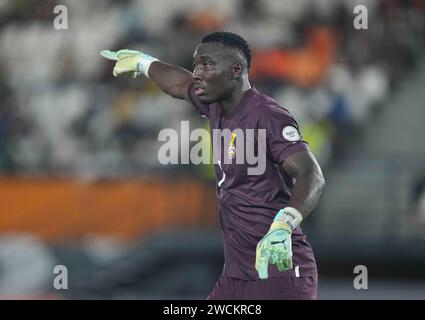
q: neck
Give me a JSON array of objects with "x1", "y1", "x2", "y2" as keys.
[{"x1": 219, "y1": 76, "x2": 251, "y2": 115}]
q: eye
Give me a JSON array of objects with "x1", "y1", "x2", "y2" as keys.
[{"x1": 203, "y1": 63, "x2": 212, "y2": 68}]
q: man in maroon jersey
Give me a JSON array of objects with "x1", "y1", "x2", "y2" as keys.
[{"x1": 102, "y1": 31, "x2": 325, "y2": 300}]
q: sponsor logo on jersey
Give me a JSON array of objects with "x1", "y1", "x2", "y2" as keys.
[{"x1": 282, "y1": 126, "x2": 300, "y2": 142}]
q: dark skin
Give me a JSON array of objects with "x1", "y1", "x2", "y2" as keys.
[{"x1": 148, "y1": 42, "x2": 325, "y2": 219}]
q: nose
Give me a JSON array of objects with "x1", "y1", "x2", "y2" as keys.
[{"x1": 192, "y1": 67, "x2": 203, "y2": 82}]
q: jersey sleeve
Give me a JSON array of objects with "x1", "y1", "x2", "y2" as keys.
[
  {"x1": 187, "y1": 82, "x2": 210, "y2": 118},
  {"x1": 261, "y1": 106, "x2": 310, "y2": 165}
]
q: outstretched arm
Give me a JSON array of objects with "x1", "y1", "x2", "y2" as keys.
[
  {"x1": 101, "y1": 49, "x2": 193, "y2": 100},
  {"x1": 148, "y1": 61, "x2": 193, "y2": 100}
]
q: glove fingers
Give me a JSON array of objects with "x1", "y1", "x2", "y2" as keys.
[
  {"x1": 100, "y1": 50, "x2": 119, "y2": 61},
  {"x1": 269, "y1": 251, "x2": 279, "y2": 265},
  {"x1": 255, "y1": 241, "x2": 263, "y2": 269},
  {"x1": 256, "y1": 256, "x2": 269, "y2": 279},
  {"x1": 255, "y1": 245, "x2": 270, "y2": 279},
  {"x1": 101, "y1": 49, "x2": 141, "y2": 61},
  {"x1": 113, "y1": 65, "x2": 136, "y2": 78},
  {"x1": 276, "y1": 260, "x2": 287, "y2": 272},
  {"x1": 276, "y1": 253, "x2": 290, "y2": 272},
  {"x1": 117, "y1": 49, "x2": 140, "y2": 58},
  {"x1": 113, "y1": 67, "x2": 124, "y2": 77},
  {"x1": 285, "y1": 254, "x2": 293, "y2": 270},
  {"x1": 113, "y1": 70, "x2": 138, "y2": 78},
  {"x1": 113, "y1": 67, "x2": 131, "y2": 77}
]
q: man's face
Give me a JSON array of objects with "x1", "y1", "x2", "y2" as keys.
[{"x1": 192, "y1": 43, "x2": 241, "y2": 104}]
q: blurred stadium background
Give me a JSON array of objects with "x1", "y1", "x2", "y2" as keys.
[{"x1": 0, "y1": 0, "x2": 424, "y2": 299}]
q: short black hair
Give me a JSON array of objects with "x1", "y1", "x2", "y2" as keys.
[{"x1": 201, "y1": 31, "x2": 251, "y2": 69}]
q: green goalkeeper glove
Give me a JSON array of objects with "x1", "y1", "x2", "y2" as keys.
[
  {"x1": 100, "y1": 49, "x2": 158, "y2": 78},
  {"x1": 255, "y1": 207, "x2": 303, "y2": 279},
  {"x1": 255, "y1": 220, "x2": 293, "y2": 279}
]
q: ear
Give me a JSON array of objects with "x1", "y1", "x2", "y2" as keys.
[{"x1": 232, "y1": 63, "x2": 243, "y2": 79}]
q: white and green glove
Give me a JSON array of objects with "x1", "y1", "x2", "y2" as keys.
[
  {"x1": 255, "y1": 207, "x2": 303, "y2": 279},
  {"x1": 100, "y1": 49, "x2": 158, "y2": 78}
]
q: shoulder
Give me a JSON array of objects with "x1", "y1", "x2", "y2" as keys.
[{"x1": 251, "y1": 90, "x2": 295, "y2": 125}]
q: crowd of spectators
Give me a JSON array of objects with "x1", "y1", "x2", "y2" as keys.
[{"x1": 0, "y1": 0, "x2": 423, "y2": 178}]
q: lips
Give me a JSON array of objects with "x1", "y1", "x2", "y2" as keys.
[{"x1": 194, "y1": 85, "x2": 206, "y2": 96}]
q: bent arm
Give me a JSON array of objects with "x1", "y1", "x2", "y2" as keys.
[
  {"x1": 282, "y1": 150, "x2": 326, "y2": 219},
  {"x1": 148, "y1": 61, "x2": 193, "y2": 100}
]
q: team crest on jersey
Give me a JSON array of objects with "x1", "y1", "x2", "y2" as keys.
[{"x1": 228, "y1": 132, "x2": 237, "y2": 159}]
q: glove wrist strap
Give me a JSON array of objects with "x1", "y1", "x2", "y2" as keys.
[
  {"x1": 137, "y1": 54, "x2": 159, "y2": 78},
  {"x1": 273, "y1": 207, "x2": 303, "y2": 231},
  {"x1": 269, "y1": 220, "x2": 292, "y2": 233}
]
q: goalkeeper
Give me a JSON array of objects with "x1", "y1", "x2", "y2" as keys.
[{"x1": 102, "y1": 32, "x2": 325, "y2": 300}]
